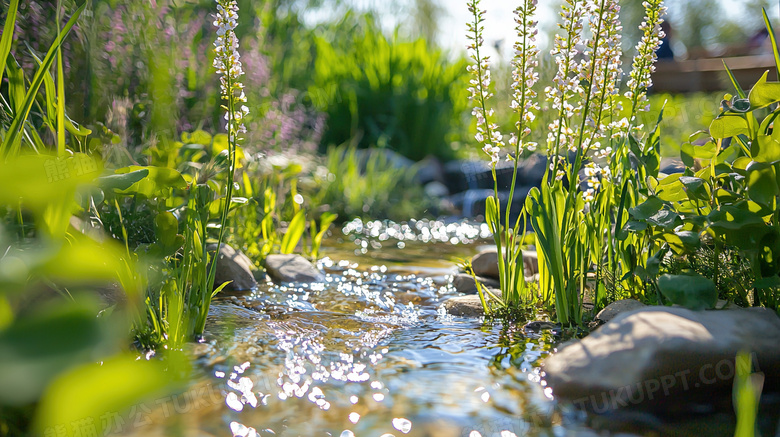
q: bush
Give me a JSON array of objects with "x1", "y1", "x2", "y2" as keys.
[
  {"x1": 307, "y1": 145, "x2": 432, "y2": 221},
  {"x1": 308, "y1": 14, "x2": 470, "y2": 162}
]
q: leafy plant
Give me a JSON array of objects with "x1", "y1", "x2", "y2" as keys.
[
  {"x1": 310, "y1": 145, "x2": 431, "y2": 221},
  {"x1": 615, "y1": 8, "x2": 780, "y2": 314},
  {"x1": 0, "y1": 154, "x2": 179, "y2": 435},
  {"x1": 466, "y1": 0, "x2": 668, "y2": 323}
]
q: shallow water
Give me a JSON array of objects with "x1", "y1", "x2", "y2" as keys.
[{"x1": 127, "y1": 220, "x2": 780, "y2": 437}]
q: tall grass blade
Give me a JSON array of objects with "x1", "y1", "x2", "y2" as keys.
[
  {"x1": 1, "y1": 2, "x2": 85, "y2": 158},
  {"x1": 56, "y1": 0, "x2": 66, "y2": 156},
  {"x1": 722, "y1": 61, "x2": 748, "y2": 100},
  {"x1": 762, "y1": 8, "x2": 780, "y2": 82},
  {"x1": 0, "y1": 0, "x2": 20, "y2": 81}
]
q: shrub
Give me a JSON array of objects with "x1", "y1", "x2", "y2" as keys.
[{"x1": 308, "y1": 14, "x2": 470, "y2": 162}]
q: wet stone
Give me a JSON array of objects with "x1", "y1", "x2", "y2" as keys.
[
  {"x1": 471, "y1": 249, "x2": 539, "y2": 280},
  {"x1": 442, "y1": 295, "x2": 485, "y2": 317},
  {"x1": 265, "y1": 254, "x2": 325, "y2": 283},
  {"x1": 594, "y1": 299, "x2": 646, "y2": 323},
  {"x1": 451, "y1": 273, "x2": 499, "y2": 295},
  {"x1": 210, "y1": 244, "x2": 258, "y2": 291}
]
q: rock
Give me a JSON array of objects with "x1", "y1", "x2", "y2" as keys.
[
  {"x1": 471, "y1": 250, "x2": 500, "y2": 279},
  {"x1": 471, "y1": 249, "x2": 539, "y2": 280},
  {"x1": 523, "y1": 251, "x2": 539, "y2": 275},
  {"x1": 715, "y1": 299, "x2": 741, "y2": 310},
  {"x1": 356, "y1": 148, "x2": 414, "y2": 174},
  {"x1": 211, "y1": 244, "x2": 258, "y2": 291},
  {"x1": 265, "y1": 254, "x2": 325, "y2": 283},
  {"x1": 94, "y1": 282, "x2": 128, "y2": 307},
  {"x1": 595, "y1": 299, "x2": 646, "y2": 323},
  {"x1": 451, "y1": 273, "x2": 499, "y2": 295},
  {"x1": 543, "y1": 307, "x2": 780, "y2": 413},
  {"x1": 659, "y1": 158, "x2": 685, "y2": 175},
  {"x1": 522, "y1": 321, "x2": 560, "y2": 335},
  {"x1": 515, "y1": 153, "x2": 547, "y2": 186},
  {"x1": 423, "y1": 181, "x2": 449, "y2": 198},
  {"x1": 443, "y1": 295, "x2": 485, "y2": 317},
  {"x1": 443, "y1": 154, "x2": 547, "y2": 196},
  {"x1": 414, "y1": 155, "x2": 445, "y2": 185}
]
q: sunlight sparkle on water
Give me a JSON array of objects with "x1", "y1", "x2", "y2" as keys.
[
  {"x1": 342, "y1": 218, "x2": 492, "y2": 250},
  {"x1": 225, "y1": 392, "x2": 243, "y2": 411},
  {"x1": 230, "y1": 421, "x2": 258, "y2": 437},
  {"x1": 392, "y1": 417, "x2": 412, "y2": 434}
]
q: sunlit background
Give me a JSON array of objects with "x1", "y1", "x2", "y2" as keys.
[{"x1": 305, "y1": 0, "x2": 780, "y2": 59}]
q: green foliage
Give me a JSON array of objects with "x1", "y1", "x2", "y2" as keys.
[
  {"x1": 657, "y1": 273, "x2": 718, "y2": 310},
  {"x1": 310, "y1": 145, "x2": 431, "y2": 221},
  {"x1": 0, "y1": 151, "x2": 178, "y2": 435},
  {"x1": 281, "y1": 210, "x2": 306, "y2": 254},
  {"x1": 1, "y1": 2, "x2": 85, "y2": 157},
  {"x1": 618, "y1": 8, "x2": 780, "y2": 314},
  {"x1": 733, "y1": 351, "x2": 764, "y2": 437},
  {"x1": 309, "y1": 15, "x2": 469, "y2": 161}
]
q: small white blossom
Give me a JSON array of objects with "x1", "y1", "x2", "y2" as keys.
[{"x1": 213, "y1": 0, "x2": 248, "y2": 136}]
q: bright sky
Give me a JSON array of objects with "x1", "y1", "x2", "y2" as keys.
[
  {"x1": 438, "y1": 0, "x2": 780, "y2": 59},
  {"x1": 307, "y1": 0, "x2": 780, "y2": 59},
  {"x1": 439, "y1": 0, "x2": 556, "y2": 59}
]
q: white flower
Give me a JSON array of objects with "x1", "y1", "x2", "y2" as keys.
[
  {"x1": 625, "y1": 0, "x2": 667, "y2": 112},
  {"x1": 467, "y1": 0, "x2": 506, "y2": 167},
  {"x1": 214, "y1": 0, "x2": 247, "y2": 136}
]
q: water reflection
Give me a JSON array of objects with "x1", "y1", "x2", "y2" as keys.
[
  {"x1": 194, "y1": 257, "x2": 564, "y2": 437},
  {"x1": 121, "y1": 235, "x2": 775, "y2": 437}
]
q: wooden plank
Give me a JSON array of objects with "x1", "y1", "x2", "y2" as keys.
[{"x1": 652, "y1": 55, "x2": 778, "y2": 93}]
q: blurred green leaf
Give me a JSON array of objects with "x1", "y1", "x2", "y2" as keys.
[
  {"x1": 0, "y1": 300, "x2": 120, "y2": 406},
  {"x1": 35, "y1": 353, "x2": 176, "y2": 436},
  {"x1": 0, "y1": 155, "x2": 100, "y2": 236},
  {"x1": 98, "y1": 169, "x2": 149, "y2": 192},
  {"x1": 115, "y1": 166, "x2": 186, "y2": 198},
  {"x1": 658, "y1": 273, "x2": 718, "y2": 310},
  {"x1": 182, "y1": 129, "x2": 212, "y2": 145}
]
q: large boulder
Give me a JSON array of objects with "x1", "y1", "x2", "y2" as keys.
[
  {"x1": 265, "y1": 254, "x2": 325, "y2": 283},
  {"x1": 211, "y1": 244, "x2": 258, "y2": 291},
  {"x1": 543, "y1": 307, "x2": 780, "y2": 413}
]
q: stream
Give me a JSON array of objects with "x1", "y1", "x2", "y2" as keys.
[{"x1": 123, "y1": 219, "x2": 778, "y2": 437}]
